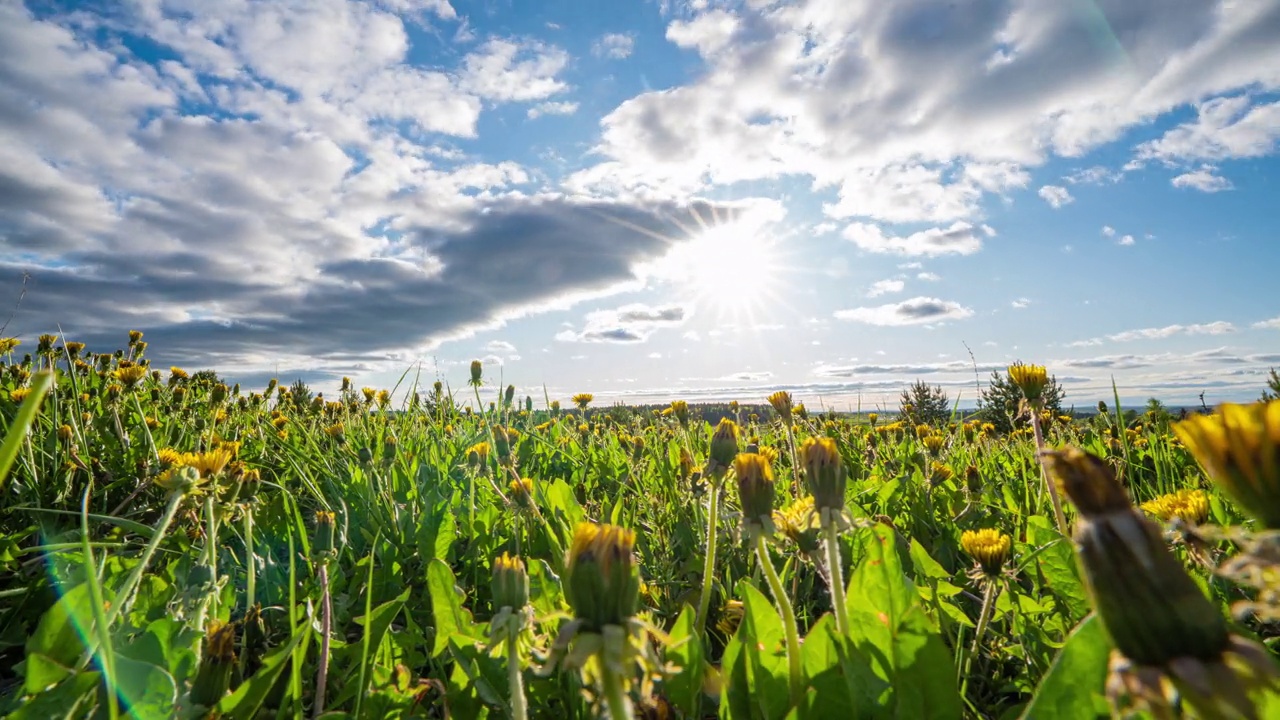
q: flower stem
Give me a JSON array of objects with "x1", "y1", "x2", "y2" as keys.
[
  {"x1": 600, "y1": 653, "x2": 633, "y2": 720},
  {"x1": 755, "y1": 534, "x2": 804, "y2": 707},
  {"x1": 314, "y1": 560, "x2": 332, "y2": 718},
  {"x1": 823, "y1": 521, "x2": 849, "y2": 636},
  {"x1": 507, "y1": 636, "x2": 528, "y2": 720},
  {"x1": 695, "y1": 480, "x2": 721, "y2": 637},
  {"x1": 1030, "y1": 411, "x2": 1069, "y2": 536},
  {"x1": 961, "y1": 581, "x2": 1000, "y2": 696}
]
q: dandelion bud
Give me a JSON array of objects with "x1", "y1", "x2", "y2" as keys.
[
  {"x1": 564, "y1": 522, "x2": 640, "y2": 631},
  {"x1": 800, "y1": 437, "x2": 846, "y2": 518},
  {"x1": 504, "y1": 384, "x2": 515, "y2": 407},
  {"x1": 767, "y1": 391, "x2": 793, "y2": 425},
  {"x1": 211, "y1": 383, "x2": 228, "y2": 405},
  {"x1": 314, "y1": 510, "x2": 336, "y2": 557},
  {"x1": 965, "y1": 464, "x2": 982, "y2": 494},
  {"x1": 670, "y1": 400, "x2": 689, "y2": 426},
  {"x1": 1008, "y1": 363, "x2": 1049, "y2": 404},
  {"x1": 127, "y1": 330, "x2": 144, "y2": 346},
  {"x1": 1174, "y1": 401, "x2": 1280, "y2": 529},
  {"x1": 57, "y1": 424, "x2": 73, "y2": 442},
  {"x1": 190, "y1": 620, "x2": 237, "y2": 707},
  {"x1": 708, "y1": 418, "x2": 740, "y2": 478},
  {"x1": 923, "y1": 434, "x2": 945, "y2": 455},
  {"x1": 867, "y1": 412, "x2": 878, "y2": 426},
  {"x1": 491, "y1": 552, "x2": 530, "y2": 611},
  {"x1": 734, "y1": 453, "x2": 776, "y2": 538},
  {"x1": 358, "y1": 446, "x2": 374, "y2": 465},
  {"x1": 468, "y1": 441, "x2": 490, "y2": 471},
  {"x1": 1042, "y1": 448, "x2": 1231, "y2": 667},
  {"x1": 470, "y1": 360, "x2": 483, "y2": 386}
]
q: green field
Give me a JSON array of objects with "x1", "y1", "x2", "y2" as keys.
[{"x1": 2, "y1": 334, "x2": 1279, "y2": 719}]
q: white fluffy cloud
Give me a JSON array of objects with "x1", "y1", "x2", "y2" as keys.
[
  {"x1": 843, "y1": 222, "x2": 985, "y2": 257},
  {"x1": 592, "y1": 33, "x2": 635, "y2": 59},
  {"x1": 834, "y1": 297, "x2": 974, "y2": 326},
  {"x1": 866, "y1": 279, "x2": 905, "y2": 298},
  {"x1": 556, "y1": 303, "x2": 691, "y2": 343},
  {"x1": 1171, "y1": 165, "x2": 1233, "y2": 192},
  {"x1": 1037, "y1": 185, "x2": 1074, "y2": 208},
  {"x1": 572, "y1": 0, "x2": 1280, "y2": 223}
]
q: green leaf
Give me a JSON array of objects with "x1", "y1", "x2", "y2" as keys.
[
  {"x1": 427, "y1": 559, "x2": 477, "y2": 658},
  {"x1": 789, "y1": 615, "x2": 876, "y2": 720},
  {"x1": 9, "y1": 670, "x2": 101, "y2": 720},
  {"x1": 111, "y1": 655, "x2": 176, "y2": 720},
  {"x1": 737, "y1": 579, "x2": 791, "y2": 720},
  {"x1": 415, "y1": 498, "x2": 456, "y2": 563},
  {"x1": 1019, "y1": 614, "x2": 1111, "y2": 720},
  {"x1": 845, "y1": 525, "x2": 962, "y2": 719},
  {"x1": 908, "y1": 539, "x2": 950, "y2": 580},
  {"x1": 665, "y1": 604, "x2": 705, "y2": 717},
  {"x1": 23, "y1": 653, "x2": 72, "y2": 695},
  {"x1": 216, "y1": 617, "x2": 310, "y2": 720},
  {"x1": 1024, "y1": 516, "x2": 1089, "y2": 621},
  {"x1": 26, "y1": 582, "x2": 94, "y2": 667}
]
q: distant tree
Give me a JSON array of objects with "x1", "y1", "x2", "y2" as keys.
[
  {"x1": 1262, "y1": 368, "x2": 1280, "y2": 403},
  {"x1": 976, "y1": 367, "x2": 1065, "y2": 434},
  {"x1": 899, "y1": 380, "x2": 951, "y2": 427},
  {"x1": 190, "y1": 369, "x2": 224, "y2": 387},
  {"x1": 289, "y1": 378, "x2": 314, "y2": 413}
]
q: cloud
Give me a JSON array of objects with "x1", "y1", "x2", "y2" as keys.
[
  {"x1": 843, "y1": 222, "x2": 984, "y2": 258},
  {"x1": 1067, "y1": 321, "x2": 1239, "y2": 347},
  {"x1": 834, "y1": 297, "x2": 974, "y2": 326},
  {"x1": 556, "y1": 303, "x2": 691, "y2": 343},
  {"x1": 813, "y1": 360, "x2": 1005, "y2": 378},
  {"x1": 866, "y1": 278, "x2": 905, "y2": 298},
  {"x1": 1101, "y1": 226, "x2": 1116, "y2": 237},
  {"x1": 592, "y1": 32, "x2": 635, "y2": 60},
  {"x1": 1134, "y1": 96, "x2": 1280, "y2": 166},
  {"x1": 527, "y1": 101, "x2": 579, "y2": 119},
  {"x1": 1038, "y1": 185, "x2": 1074, "y2": 208},
  {"x1": 917, "y1": 271, "x2": 941, "y2": 282},
  {"x1": 572, "y1": 1, "x2": 1280, "y2": 221},
  {"x1": 1118, "y1": 234, "x2": 1136, "y2": 246},
  {"x1": 718, "y1": 371, "x2": 773, "y2": 382},
  {"x1": 1171, "y1": 165, "x2": 1233, "y2": 192},
  {"x1": 1065, "y1": 166, "x2": 1124, "y2": 185},
  {"x1": 1011, "y1": 298, "x2": 1031, "y2": 309},
  {"x1": 460, "y1": 38, "x2": 570, "y2": 102},
  {"x1": 1254, "y1": 316, "x2": 1280, "y2": 330},
  {"x1": 484, "y1": 340, "x2": 517, "y2": 353}
]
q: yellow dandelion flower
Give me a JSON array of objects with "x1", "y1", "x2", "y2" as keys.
[
  {"x1": 572, "y1": 392, "x2": 594, "y2": 409},
  {"x1": 564, "y1": 522, "x2": 639, "y2": 630},
  {"x1": 1141, "y1": 489, "x2": 1210, "y2": 525},
  {"x1": 1008, "y1": 363, "x2": 1049, "y2": 403},
  {"x1": 961, "y1": 528, "x2": 1012, "y2": 577},
  {"x1": 1174, "y1": 401, "x2": 1280, "y2": 528},
  {"x1": 767, "y1": 390, "x2": 793, "y2": 424}
]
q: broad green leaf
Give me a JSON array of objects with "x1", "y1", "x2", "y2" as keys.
[
  {"x1": 789, "y1": 615, "x2": 876, "y2": 720},
  {"x1": 23, "y1": 653, "x2": 71, "y2": 695},
  {"x1": 1019, "y1": 614, "x2": 1110, "y2": 720},
  {"x1": 9, "y1": 670, "x2": 101, "y2": 720},
  {"x1": 665, "y1": 604, "x2": 705, "y2": 717},
  {"x1": 737, "y1": 579, "x2": 791, "y2": 720},
  {"x1": 1024, "y1": 516, "x2": 1089, "y2": 621},
  {"x1": 845, "y1": 525, "x2": 962, "y2": 719},
  {"x1": 26, "y1": 582, "x2": 94, "y2": 667},
  {"x1": 111, "y1": 655, "x2": 176, "y2": 720},
  {"x1": 427, "y1": 559, "x2": 477, "y2": 657}
]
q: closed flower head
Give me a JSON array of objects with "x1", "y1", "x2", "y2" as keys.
[
  {"x1": 492, "y1": 552, "x2": 530, "y2": 611},
  {"x1": 767, "y1": 391, "x2": 793, "y2": 425},
  {"x1": 800, "y1": 436, "x2": 846, "y2": 519},
  {"x1": 564, "y1": 522, "x2": 640, "y2": 631},
  {"x1": 708, "y1": 418, "x2": 740, "y2": 477},
  {"x1": 734, "y1": 453, "x2": 776, "y2": 538}
]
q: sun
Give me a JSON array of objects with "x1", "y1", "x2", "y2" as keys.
[{"x1": 647, "y1": 216, "x2": 788, "y2": 323}]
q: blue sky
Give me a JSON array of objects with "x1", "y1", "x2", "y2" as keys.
[{"x1": 2, "y1": 0, "x2": 1279, "y2": 409}]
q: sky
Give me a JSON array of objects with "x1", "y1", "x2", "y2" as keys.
[{"x1": 2, "y1": 0, "x2": 1279, "y2": 411}]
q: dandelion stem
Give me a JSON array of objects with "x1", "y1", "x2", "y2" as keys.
[
  {"x1": 507, "y1": 634, "x2": 528, "y2": 720},
  {"x1": 755, "y1": 533, "x2": 804, "y2": 707},
  {"x1": 823, "y1": 521, "x2": 849, "y2": 636},
  {"x1": 314, "y1": 559, "x2": 332, "y2": 718},
  {"x1": 961, "y1": 581, "x2": 1000, "y2": 696},
  {"x1": 695, "y1": 479, "x2": 721, "y2": 637},
  {"x1": 600, "y1": 652, "x2": 633, "y2": 720},
  {"x1": 1030, "y1": 411, "x2": 1069, "y2": 536}
]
